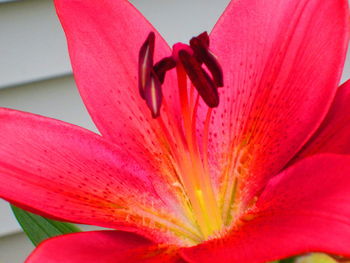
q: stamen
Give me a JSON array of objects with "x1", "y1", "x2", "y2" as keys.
[
  {"x1": 178, "y1": 50, "x2": 219, "y2": 108},
  {"x1": 176, "y1": 63, "x2": 223, "y2": 239},
  {"x1": 196, "y1": 31, "x2": 210, "y2": 48},
  {"x1": 138, "y1": 32, "x2": 155, "y2": 99},
  {"x1": 190, "y1": 34, "x2": 224, "y2": 87},
  {"x1": 154, "y1": 57, "x2": 176, "y2": 83},
  {"x1": 136, "y1": 31, "x2": 227, "y2": 242},
  {"x1": 144, "y1": 71, "x2": 162, "y2": 118},
  {"x1": 202, "y1": 108, "x2": 213, "y2": 178}
]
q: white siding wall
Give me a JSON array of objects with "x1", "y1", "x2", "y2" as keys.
[
  {"x1": 0, "y1": 0, "x2": 71, "y2": 88},
  {"x1": 0, "y1": 0, "x2": 349, "y2": 262}
]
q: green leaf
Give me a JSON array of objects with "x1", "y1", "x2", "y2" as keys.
[
  {"x1": 293, "y1": 254, "x2": 338, "y2": 263},
  {"x1": 272, "y1": 254, "x2": 340, "y2": 263},
  {"x1": 279, "y1": 258, "x2": 297, "y2": 263},
  {"x1": 11, "y1": 205, "x2": 81, "y2": 246},
  {"x1": 269, "y1": 259, "x2": 295, "y2": 263},
  {"x1": 268, "y1": 258, "x2": 296, "y2": 263}
]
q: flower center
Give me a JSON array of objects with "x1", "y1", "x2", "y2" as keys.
[{"x1": 138, "y1": 32, "x2": 225, "y2": 243}]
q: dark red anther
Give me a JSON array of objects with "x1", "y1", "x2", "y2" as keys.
[
  {"x1": 154, "y1": 57, "x2": 176, "y2": 83},
  {"x1": 138, "y1": 31, "x2": 224, "y2": 116},
  {"x1": 190, "y1": 32, "x2": 209, "y2": 64},
  {"x1": 178, "y1": 50, "x2": 219, "y2": 108},
  {"x1": 138, "y1": 32, "x2": 155, "y2": 99},
  {"x1": 144, "y1": 71, "x2": 163, "y2": 118},
  {"x1": 196, "y1": 31, "x2": 210, "y2": 48},
  {"x1": 190, "y1": 33, "x2": 224, "y2": 87}
]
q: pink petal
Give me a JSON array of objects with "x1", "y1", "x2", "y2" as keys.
[
  {"x1": 26, "y1": 231, "x2": 184, "y2": 263},
  {"x1": 292, "y1": 80, "x2": 350, "y2": 161},
  {"x1": 181, "y1": 154, "x2": 350, "y2": 262},
  {"x1": 54, "y1": 0, "x2": 182, "y2": 172},
  {"x1": 0, "y1": 108, "x2": 192, "y2": 244},
  {"x1": 202, "y1": 0, "x2": 349, "y2": 208}
]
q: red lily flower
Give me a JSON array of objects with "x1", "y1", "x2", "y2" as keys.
[{"x1": 0, "y1": 0, "x2": 349, "y2": 262}]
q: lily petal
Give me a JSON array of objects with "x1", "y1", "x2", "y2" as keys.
[
  {"x1": 0, "y1": 108, "x2": 194, "y2": 244},
  {"x1": 26, "y1": 231, "x2": 184, "y2": 263},
  {"x1": 293, "y1": 80, "x2": 350, "y2": 160},
  {"x1": 54, "y1": 0, "x2": 182, "y2": 171},
  {"x1": 181, "y1": 154, "x2": 350, "y2": 263},
  {"x1": 204, "y1": 0, "x2": 349, "y2": 208}
]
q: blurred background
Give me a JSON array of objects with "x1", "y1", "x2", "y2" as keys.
[{"x1": 0, "y1": 0, "x2": 349, "y2": 261}]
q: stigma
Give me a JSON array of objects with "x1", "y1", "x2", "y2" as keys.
[{"x1": 138, "y1": 31, "x2": 224, "y2": 118}]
